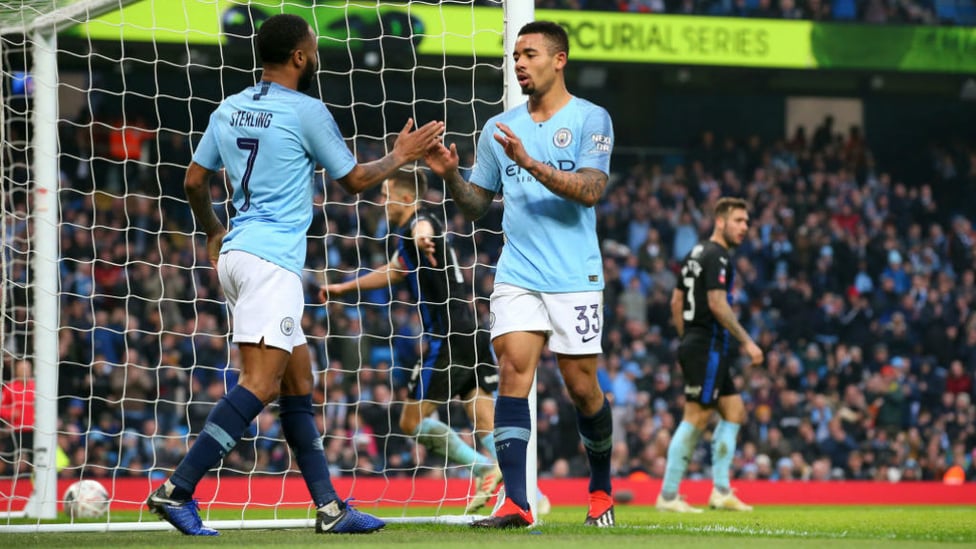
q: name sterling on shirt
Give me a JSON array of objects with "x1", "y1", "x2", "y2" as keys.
[{"x1": 229, "y1": 110, "x2": 274, "y2": 128}]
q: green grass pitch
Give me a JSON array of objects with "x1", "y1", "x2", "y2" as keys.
[{"x1": 3, "y1": 505, "x2": 973, "y2": 547}]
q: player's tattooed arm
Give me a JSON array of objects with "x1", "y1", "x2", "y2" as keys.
[
  {"x1": 339, "y1": 119, "x2": 445, "y2": 194},
  {"x1": 528, "y1": 164, "x2": 608, "y2": 207},
  {"x1": 707, "y1": 289, "x2": 752, "y2": 345},
  {"x1": 443, "y1": 171, "x2": 496, "y2": 221},
  {"x1": 709, "y1": 288, "x2": 764, "y2": 365},
  {"x1": 425, "y1": 141, "x2": 495, "y2": 221},
  {"x1": 184, "y1": 162, "x2": 226, "y2": 268},
  {"x1": 671, "y1": 288, "x2": 685, "y2": 339},
  {"x1": 492, "y1": 122, "x2": 607, "y2": 207},
  {"x1": 185, "y1": 163, "x2": 224, "y2": 237}
]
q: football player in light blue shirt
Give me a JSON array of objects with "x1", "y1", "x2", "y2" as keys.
[
  {"x1": 425, "y1": 21, "x2": 615, "y2": 529},
  {"x1": 467, "y1": 91, "x2": 611, "y2": 293},
  {"x1": 147, "y1": 14, "x2": 443, "y2": 536}
]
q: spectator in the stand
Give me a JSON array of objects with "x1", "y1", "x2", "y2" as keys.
[
  {"x1": 946, "y1": 360, "x2": 973, "y2": 396},
  {"x1": 821, "y1": 419, "x2": 858, "y2": 471},
  {"x1": 622, "y1": 0, "x2": 666, "y2": 11},
  {"x1": 779, "y1": 0, "x2": 805, "y2": 18},
  {"x1": 672, "y1": 210, "x2": 699, "y2": 262},
  {"x1": 1, "y1": 360, "x2": 35, "y2": 476},
  {"x1": 753, "y1": 0, "x2": 779, "y2": 18}
]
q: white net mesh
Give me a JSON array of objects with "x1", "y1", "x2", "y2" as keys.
[
  {"x1": 1, "y1": 0, "x2": 507, "y2": 524},
  {"x1": 1, "y1": 31, "x2": 35, "y2": 489}
]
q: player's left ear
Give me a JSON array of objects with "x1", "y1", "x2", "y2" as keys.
[
  {"x1": 553, "y1": 51, "x2": 567, "y2": 70},
  {"x1": 292, "y1": 48, "x2": 306, "y2": 69}
]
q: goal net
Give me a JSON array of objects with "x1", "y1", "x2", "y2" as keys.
[{"x1": 1, "y1": 0, "x2": 532, "y2": 530}]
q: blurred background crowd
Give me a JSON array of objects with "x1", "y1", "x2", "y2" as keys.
[
  {"x1": 3, "y1": 105, "x2": 974, "y2": 488},
  {"x1": 1, "y1": 3, "x2": 975, "y2": 492}
]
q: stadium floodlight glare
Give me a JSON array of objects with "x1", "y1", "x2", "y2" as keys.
[{"x1": 1, "y1": 0, "x2": 539, "y2": 532}]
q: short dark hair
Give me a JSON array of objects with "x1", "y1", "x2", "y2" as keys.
[
  {"x1": 714, "y1": 197, "x2": 749, "y2": 219},
  {"x1": 390, "y1": 167, "x2": 428, "y2": 197},
  {"x1": 256, "y1": 14, "x2": 311, "y2": 65},
  {"x1": 518, "y1": 21, "x2": 569, "y2": 57}
]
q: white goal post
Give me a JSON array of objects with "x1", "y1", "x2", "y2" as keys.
[
  {"x1": 1, "y1": 0, "x2": 143, "y2": 521},
  {"x1": 1, "y1": 0, "x2": 538, "y2": 532}
]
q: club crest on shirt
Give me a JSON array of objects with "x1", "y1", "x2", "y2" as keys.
[
  {"x1": 553, "y1": 128, "x2": 572, "y2": 148},
  {"x1": 718, "y1": 268, "x2": 727, "y2": 285},
  {"x1": 280, "y1": 317, "x2": 295, "y2": 336}
]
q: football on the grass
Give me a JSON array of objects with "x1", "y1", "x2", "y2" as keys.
[{"x1": 63, "y1": 479, "x2": 110, "y2": 518}]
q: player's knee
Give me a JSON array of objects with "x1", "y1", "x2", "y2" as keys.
[
  {"x1": 683, "y1": 406, "x2": 711, "y2": 430},
  {"x1": 496, "y1": 357, "x2": 527, "y2": 378},
  {"x1": 723, "y1": 409, "x2": 746, "y2": 425},
  {"x1": 564, "y1": 379, "x2": 599, "y2": 406},
  {"x1": 241, "y1": 379, "x2": 281, "y2": 404},
  {"x1": 281, "y1": 377, "x2": 313, "y2": 396}
]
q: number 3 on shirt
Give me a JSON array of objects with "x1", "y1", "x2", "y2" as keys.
[
  {"x1": 236, "y1": 137, "x2": 259, "y2": 212},
  {"x1": 683, "y1": 276, "x2": 695, "y2": 321}
]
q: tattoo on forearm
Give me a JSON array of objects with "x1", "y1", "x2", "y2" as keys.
[
  {"x1": 445, "y1": 172, "x2": 493, "y2": 220},
  {"x1": 198, "y1": 210, "x2": 223, "y2": 235},
  {"x1": 528, "y1": 164, "x2": 607, "y2": 206},
  {"x1": 187, "y1": 184, "x2": 223, "y2": 236},
  {"x1": 356, "y1": 155, "x2": 401, "y2": 193},
  {"x1": 714, "y1": 304, "x2": 751, "y2": 345}
]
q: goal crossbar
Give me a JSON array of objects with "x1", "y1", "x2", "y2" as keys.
[{"x1": 0, "y1": 0, "x2": 141, "y2": 35}]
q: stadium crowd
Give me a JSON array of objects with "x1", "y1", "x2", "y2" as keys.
[
  {"x1": 2, "y1": 104, "x2": 975, "y2": 489},
  {"x1": 527, "y1": 0, "x2": 976, "y2": 25}
]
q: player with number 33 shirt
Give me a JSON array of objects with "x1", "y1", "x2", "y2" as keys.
[{"x1": 425, "y1": 20, "x2": 616, "y2": 529}]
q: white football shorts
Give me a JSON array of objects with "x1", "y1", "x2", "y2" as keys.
[
  {"x1": 489, "y1": 282, "x2": 604, "y2": 355},
  {"x1": 217, "y1": 249, "x2": 307, "y2": 352}
]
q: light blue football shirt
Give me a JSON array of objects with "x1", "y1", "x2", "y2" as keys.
[
  {"x1": 470, "y1": 96, "x2": 613, "y2": 292},
  {"x1": 193, "y1": 81, "x2": 356, "y2": 277}
]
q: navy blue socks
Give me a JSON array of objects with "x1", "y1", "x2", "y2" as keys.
[
  {"x1": 171, "y1": 385, "x2": 264, "y2": 500},
  {"x1": 577, "y1": 396, "x2": 613, "y2": 495},
  {"x1": 493, "y1": 396, "x2": 531, "y2": 511},
  {"x1": 279, "y1": 394, "x2": 339, "y2": 508}
]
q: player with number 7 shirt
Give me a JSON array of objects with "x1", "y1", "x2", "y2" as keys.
[
  {"x1": 146, "y1": 14, "x2": 444, "y2": 536},
  {"x1": 424, "y1": 20, "x2": 615, "y2": 528}
]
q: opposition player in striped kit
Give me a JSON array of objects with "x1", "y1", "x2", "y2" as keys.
[
  {"x1": 656, "y1": 197, "x2": 762, "y2": 513},
  {"x1": 146, "y1": 14, "x2": 444, "y2": 535},
  {"x1": 321, "y1": 168, "x2": 503, "y2": 514},
  {"x1": 425, "y1": 21, "x2": 616, "y2": 528}
]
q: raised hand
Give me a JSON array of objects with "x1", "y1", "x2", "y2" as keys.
[
  {"x1": 493, "y1": 122, "x2": 531, "y2": 167},
  {"x1": 393, "y1": 118, "x2": 445, "y2": 164},
  {"x1": 424, "y1": 140, "x2": 459, "y2": 178}
]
